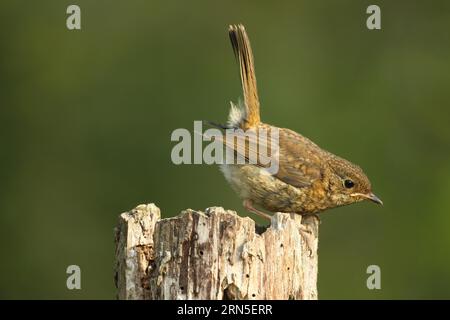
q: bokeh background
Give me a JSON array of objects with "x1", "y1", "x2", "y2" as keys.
[{"x1": 1, "y1": 0, "x2": 449, "y2": 299}]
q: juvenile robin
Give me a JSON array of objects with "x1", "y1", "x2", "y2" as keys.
[{"x1": 215, "y1": 24, "x2": 382, "y2": 230}]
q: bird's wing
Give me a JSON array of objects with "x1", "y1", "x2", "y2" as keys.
[
  {"x1": 206, "y1": 124, "x2": 323, "y2": 188},
  {"x1": 273, "y1": 128, "x2": 323, "y2": 188}
]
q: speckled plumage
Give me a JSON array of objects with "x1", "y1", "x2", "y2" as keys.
[{"x1": 220, "y1": 25, "x2": 382, "y2": 218}]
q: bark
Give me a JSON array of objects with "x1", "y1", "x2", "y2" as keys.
[{"x1": 114, "y1": 204, "x2": 319, "y2": 300}]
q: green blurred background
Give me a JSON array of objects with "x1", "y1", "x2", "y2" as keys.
[{"x1": 1, "y1": 0, "x2": 449, "y2": 299}]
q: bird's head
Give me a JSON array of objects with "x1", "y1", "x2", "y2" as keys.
[{"x1": 327, "y1": 155, "x2": 382, "y2": 207}]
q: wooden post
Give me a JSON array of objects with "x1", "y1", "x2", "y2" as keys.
[{"x1": 114, "y1": 203, "x2": 319, "y2": 300}]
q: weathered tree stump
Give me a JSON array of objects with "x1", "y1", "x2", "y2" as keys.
[{"x1": 114, "y1": 203, "x2": 319, "y2": 300}]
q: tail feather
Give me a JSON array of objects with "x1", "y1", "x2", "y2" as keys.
[{"x1": 229, "y1": 24, "x2": 261, "y2": 129}]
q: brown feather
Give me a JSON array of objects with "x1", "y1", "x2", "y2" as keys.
[{"x1": 229, "y1": 24, "x2": 260, "y2": 129}]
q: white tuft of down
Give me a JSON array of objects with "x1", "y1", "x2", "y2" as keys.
[{"x1": 227, "y1": 101, "x2": 246, "y2": 128}]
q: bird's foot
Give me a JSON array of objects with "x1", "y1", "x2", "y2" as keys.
[
  {"x1": 243, "y1": 201, "x2": 317, "y2": 257},
  {"x1": 243, "y1": 199, "x2": 272, "y2": 221}
]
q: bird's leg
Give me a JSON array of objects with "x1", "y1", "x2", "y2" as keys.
[
  {"x1": 243, "y1": 199, "x2": 272, "y2": 220},
  {"x1": 243, "y1": 200, "x2": 316, "y2": 256}
]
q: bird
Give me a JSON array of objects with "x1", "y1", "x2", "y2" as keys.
[{"x1": 213, "y1": 24, "x2": 382, "y2": 231}]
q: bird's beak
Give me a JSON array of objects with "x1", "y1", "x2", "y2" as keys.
[{"x1": 351, "y1": 192, "x2": 383, "y2": 205}]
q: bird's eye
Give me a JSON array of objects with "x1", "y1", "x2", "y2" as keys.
[{"x1": 344, "y1": 179, "x2": 354, "y2": 189}]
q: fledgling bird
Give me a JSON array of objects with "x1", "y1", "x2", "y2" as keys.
[{"x1": 216, "y1": 24, "x2": 382, "y2": 224}]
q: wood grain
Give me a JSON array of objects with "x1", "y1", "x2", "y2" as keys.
[{"x1": 115, "y1": 204, "x2": 319, "y2": 300}]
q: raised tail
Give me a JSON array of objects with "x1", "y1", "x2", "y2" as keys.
[{"x1": 228, "y1": 24, "x2": 261, "y2": 130}]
